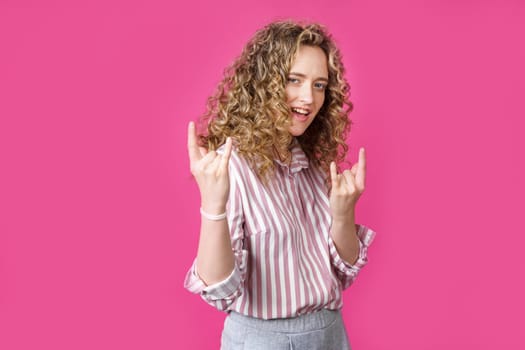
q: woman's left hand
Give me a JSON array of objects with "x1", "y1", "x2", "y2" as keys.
[{"x1": 329, "y1": 147, "x2": 366, "y2": 220}]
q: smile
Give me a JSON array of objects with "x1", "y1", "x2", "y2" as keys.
[{"x1": 291, "y1": 107, "x2": 310, "y2": 116}]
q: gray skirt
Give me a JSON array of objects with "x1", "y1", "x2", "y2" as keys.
[{"x1": 220, "y1": 309, "x2": 351, "y2": 350}]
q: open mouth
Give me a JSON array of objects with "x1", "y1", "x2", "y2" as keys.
[{"x1": 291, "y1": 107, "x2": 310, "y2": 116}]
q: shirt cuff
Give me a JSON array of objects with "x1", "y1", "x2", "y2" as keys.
[
  {"x1": 183, "y1": 250, "x2": 248, "y2": 301},
  {"x1": 331, "y1": 224, "x2": 376, "y2": 273}
]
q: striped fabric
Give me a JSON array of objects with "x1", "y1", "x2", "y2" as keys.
[{"x1": 184, "y1": 141, "x2": 376, "y2": 320}]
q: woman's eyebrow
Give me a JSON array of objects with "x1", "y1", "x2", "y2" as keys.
[{"x1": 289, "y1": 72, "x2": 329, "y2": 82}]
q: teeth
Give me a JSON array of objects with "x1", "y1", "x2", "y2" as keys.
[{"x1": 292, "y1": 107, "x2": 309, "y2": 115}]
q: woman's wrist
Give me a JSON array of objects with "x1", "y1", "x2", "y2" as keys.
[
  {"x1": 200, "y1": 201, "x2": 227, "y2": 216},
  {"x1": 200, "y1": 208, "x2": 227, "y2": 221},
  {"x1": 331, "y1": 206, "x2": 356, "y2": 224}
]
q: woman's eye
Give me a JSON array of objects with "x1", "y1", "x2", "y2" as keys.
[
  {"x1": 287, "y1": 77, "x2": 300, "y2": 84},
  {"x1": 314, "y1": 82, "x2": 327, "y2": 90}
]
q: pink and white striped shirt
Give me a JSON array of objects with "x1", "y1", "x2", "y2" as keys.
[{"x1": 184, "y1": 141, "x2": 376, "y2": 320}]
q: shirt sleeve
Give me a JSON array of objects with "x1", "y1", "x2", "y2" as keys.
[
  {"x1": 183, "y1": 149, "x2": 248, "y2": 311},
  {"x1": 328, "y1": 224, "x2": 376, "y2": 290}
]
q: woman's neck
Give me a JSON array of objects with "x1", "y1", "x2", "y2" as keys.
[{"x1": 273, "y1": 145, "x2": 292, "y2": 165}]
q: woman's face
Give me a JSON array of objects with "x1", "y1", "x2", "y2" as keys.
[{"x1": 285, "y1": 45, "x2": 329, "y2": 137}]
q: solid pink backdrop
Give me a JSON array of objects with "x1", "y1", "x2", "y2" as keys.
[{"x1": 1, "y1": 0, "x2": 524, "y2": 349}]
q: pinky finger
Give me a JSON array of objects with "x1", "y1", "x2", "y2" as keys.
[
  {"x1": 330, "y1": 161, "x2": 339, "y2": 187},
  {"x1": 219, "y1": 137, "x2": 233, "y2": 173}
]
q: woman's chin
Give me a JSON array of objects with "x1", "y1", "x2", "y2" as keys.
[{"x1": 288, "y1": 127, "x2": 307, "y2": 137}]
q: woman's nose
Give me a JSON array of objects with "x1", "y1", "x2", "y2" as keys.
[{"x1": 299, "y1": 84, "x2": 313, "y2": 104}]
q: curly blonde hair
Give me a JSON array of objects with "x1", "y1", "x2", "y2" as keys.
[{"x1": 198, "y1": 20, "x2": 353, "y2": 183}]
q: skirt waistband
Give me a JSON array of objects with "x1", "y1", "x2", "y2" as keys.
[{"x1": 227, "y1": 308, "x2": 341, "y2": 334}]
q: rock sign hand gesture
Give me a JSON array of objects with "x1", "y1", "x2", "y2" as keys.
[
  {"x1": 329, "y1": 148, "x2": 366, "y2": 219},
  {"x1": 187, "y1": 122, "x2": 233, "y2": 213}
]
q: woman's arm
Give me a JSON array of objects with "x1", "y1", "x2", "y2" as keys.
[
  {"x1": 187, "y1": 121, "x2": 235, "y2": 286},
  {"x1": 195, "y1": 204, "x2": 235, "y2": 285},
  {"x1": 330, "y1": 208, "x2": 360, "y2": 265},
  {"x1": 328, "y1": 148, "x2": 367, "y2": 265}
]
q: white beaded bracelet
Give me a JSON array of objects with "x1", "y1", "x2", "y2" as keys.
[{"x1": 200, "y1": 207, "x2": 227, "y2": 221}]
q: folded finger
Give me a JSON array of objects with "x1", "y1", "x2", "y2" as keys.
[
  {"x1": 208, "y1": 153, "x2": 222, "y2": 175},
  {"x1": 342, "y1": 169, "x2": 355, "y2": 189},
  {"x1": 198, "y1": 150, "x2": 218, "y2": 169},
  {"x1": 350, "y1": 162, "x2": 358, "y2": 176}
]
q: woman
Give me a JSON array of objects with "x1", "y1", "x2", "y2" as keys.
[{"x1": 184, "y1": 20, "x2": 376, "y2": 350}]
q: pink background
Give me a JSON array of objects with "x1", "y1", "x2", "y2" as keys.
[{"x1": 1, "y1": 0, "x2": 524, "y2": 349}]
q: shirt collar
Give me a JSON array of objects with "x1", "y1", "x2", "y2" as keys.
[{"x1": 274, "y1": 139, "x2": 310, "y2": 174}]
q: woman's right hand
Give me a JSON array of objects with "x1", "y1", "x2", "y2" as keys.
[{"x1": 187, "y1": 121, "x2": 233, "y2": 214}]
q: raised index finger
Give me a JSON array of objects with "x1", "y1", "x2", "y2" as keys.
[{"x1": 187, "y1": 122, "x2": 201, "y2": 163}]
